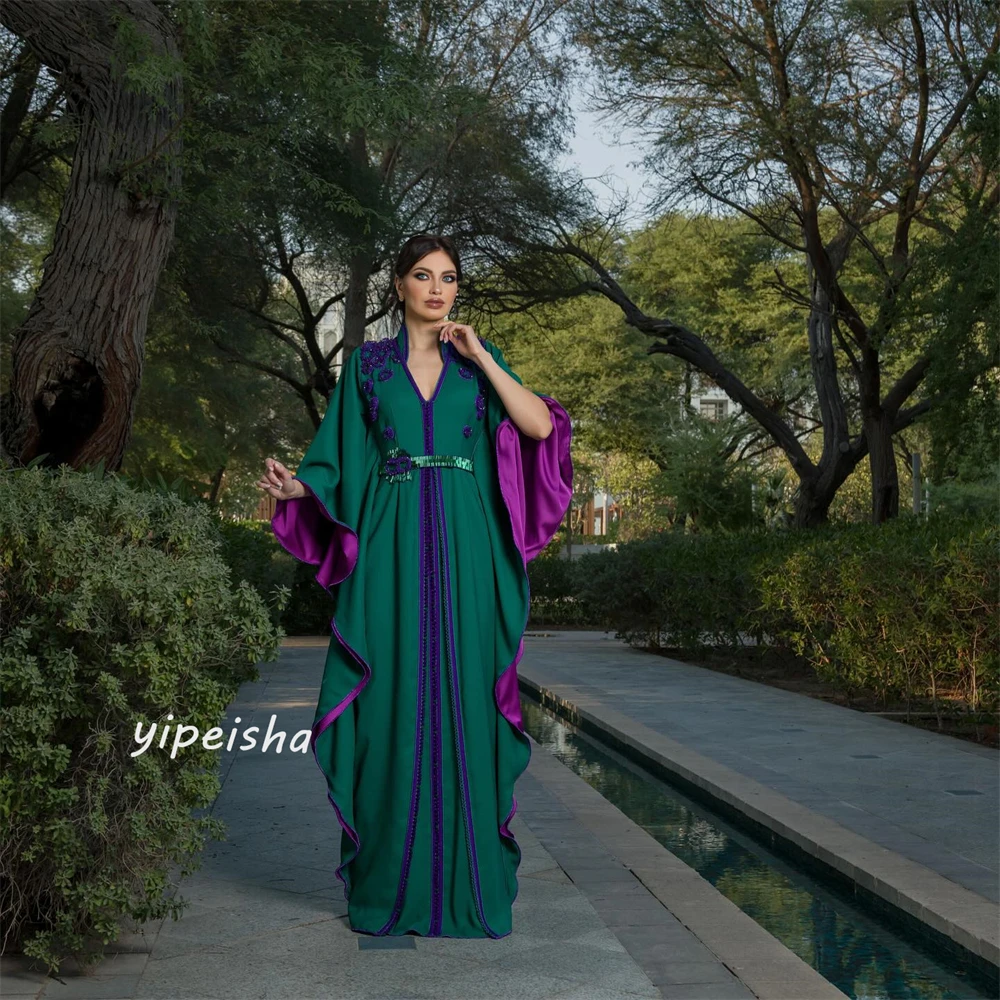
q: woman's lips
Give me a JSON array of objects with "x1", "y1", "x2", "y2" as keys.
[{"x1": 426, "y1": 299, "x2": 444, "y2": 307}]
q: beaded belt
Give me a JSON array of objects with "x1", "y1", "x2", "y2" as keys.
[{"x1": 379, "y1": 450, "x2": 474, "y2": 482}]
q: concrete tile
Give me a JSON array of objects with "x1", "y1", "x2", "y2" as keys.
[{"x1": 40, "y1": 973, "x2": 143, "y2": 999}]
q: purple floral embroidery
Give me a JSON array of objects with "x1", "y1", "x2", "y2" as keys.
[
  {"x1": 383, "y1": 444, "x2": 414, "y2": 482},
  {"x1": 358, "y1": 336, "x2": 402, "y2": 425},
  {"x1": 457, "y1": 366, "x2": 473, "y2": 379},
  {"x1": 462, "y1": 425, "x2": 472, "y2": 437},
  {"x1": 384, "y1": 426, "x2": 395, "y2": 439}
]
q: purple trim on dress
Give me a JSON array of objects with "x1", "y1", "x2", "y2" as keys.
[
  {"x1": 427, "y1": 402, "x2": 445, "y2": 936},
  {"x1": 375, "y1": 508, "x2": 427, "y2": 936},
  {"x1": 398, "y1": 321, "x2": 451, "y2": 405},
  {"x1": 434, "y1": 466, "x2": 501, "y2": 939},
  {"x1": 491, "y1": 395, "x2": 574, "y2": 879},
  {"x1": 272, "y1": 477, "x2": 359, "y2": 590},
  {"x1": 272, "y1": 371, "x2": 373, "y2": 905},
  {"x1": 378, "y1": 438, "x2": 430, "y2": 937},
  {"x1": 378, "y1": 357, "x2": 448, "y2": 937},
  {"x1": 308, "y1": 615, "x2": 372, "y2": 901}
]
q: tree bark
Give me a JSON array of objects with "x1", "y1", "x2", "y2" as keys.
[
  {"x1": 865, "y1": 409, "x2": 900, "y2": 524},
  {"x1": 0, "y1": 0, "x2": 183, "y2": 470}
]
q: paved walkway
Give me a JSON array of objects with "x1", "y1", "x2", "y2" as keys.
[
  {"x1": 8, "y1": 637, "x2": 819, "y2": 1000},
  {"x1": 6, "y1": 629, "x2": 995, "y2": 999},
  {"x1": 518, "y1": 630, "x2": 998, "y2": 903}
]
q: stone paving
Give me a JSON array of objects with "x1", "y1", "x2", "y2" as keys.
[
  {"x1": 4, "y1": 639, "x2": 745, "y2": 1000},
  {"x1": 517, "y1": 631, "x2": 998, "y2": 901},
  {"x1": 6, "y1": 629, "x2": 995, "y2": 999}
]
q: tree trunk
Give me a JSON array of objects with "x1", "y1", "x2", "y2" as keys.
[
  {"x1": 208, "y1": 464, "x2": 226, "y2": 505},
  {"x1": 340, "y1": 128, "x2": 376, "y2": 358},
  {"x1": 865, "y1": 409, "x2": 900, "y2": 522},
  {"x1": 343, "y1": 248, "x2": 372, "y2": 357},
  {"x1": 0, "y1": 0, "x2": 182, "y2": 471},
  {"x1": 791, "y1": 478, "x2": 831, "y2": 528},
  {"x1": 789, "y1": 261, "x2": 858, "y2": 528}
]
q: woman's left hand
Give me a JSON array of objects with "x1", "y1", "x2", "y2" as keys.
[{"x1": 433, "y1": 321, "x2": 484, "y2": 363}]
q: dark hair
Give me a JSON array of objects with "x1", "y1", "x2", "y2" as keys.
[{"x1": 387, "y1": 233, "x2": 463, "y2": 327}]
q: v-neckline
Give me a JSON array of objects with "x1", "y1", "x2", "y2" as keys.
[{"x1": 398, "y1": 324, "x2": 450, "y2": 404}]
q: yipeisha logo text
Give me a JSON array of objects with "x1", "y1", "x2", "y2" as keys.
[{"x1": 132, "y1": 714, "x2": 312, "y2": 759}]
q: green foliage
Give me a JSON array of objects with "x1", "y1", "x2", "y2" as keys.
[
  {"x1": 579, "y1": 529, "x2": 794, "y2": 652},
  {"x1": 490, "y1": 291, "x2": 774, "y2": 536},
  {"x1": 0, "y1": 466, "x2": 284, "y2": 971},
  {"x1": 216, "y1": 518, "x2": 295, "y2": 632},
  {"x1": 575, "y1": 0, "x2": 997, "y2": 522},
  {"x1": 526, "y1": 534, "x2": 588, "y2": 626},
  {"x1": 275, "y1": 556, "x2": 342, "y2": 636},
  {"x1": 584, "y1": 516, "x2": 997, "y2": 713},
  {"x1": 757, "y1": 515, "x2": 998, "y2": 712},
  {"x1": 927, "y1": 474, "x2": 1000, "y2": 520},
  {"x1": 625, "y1": 212, "x2": 811, "y2": 407}
]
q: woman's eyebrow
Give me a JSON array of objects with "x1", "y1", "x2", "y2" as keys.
[{"x1": 415, "y1": 268, "x2": 457, "y2": 275}]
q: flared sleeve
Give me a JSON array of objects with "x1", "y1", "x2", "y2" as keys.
[
  {"x1": 482, "y1": 339, "x2": 573, "y2": 565},
  {"x1": 271, "y1": 347, "x2": 377, "y2": 591}
]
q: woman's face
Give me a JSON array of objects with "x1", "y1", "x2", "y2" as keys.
[{"x1": 395, "y1": 249, "x2": 459, "y2": 325}]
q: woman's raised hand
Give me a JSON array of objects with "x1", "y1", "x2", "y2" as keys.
[{"x1": 257, "y1": 458, "x2": 305, "y2": 500}]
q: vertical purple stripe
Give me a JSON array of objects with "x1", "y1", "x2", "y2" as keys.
[
  {"x1": 427, "y1": 402, "x2": 445, "y2": 934},
  {"x1": 434, "y1": 466, "x2": 501, "y2": 938}
]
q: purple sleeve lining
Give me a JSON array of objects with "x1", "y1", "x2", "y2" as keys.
[
  {"x1": 494, "y1": 395, "x2": 574, "y2": 567},
  {"x1": 271, "y1": 475, "x2": 360, "y2": 590}
]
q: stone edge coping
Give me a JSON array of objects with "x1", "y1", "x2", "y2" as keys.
[
  {"x1": 518, "y1": 669, "x2": 1000, "y2": 982},
  {"x1": 524, "y1": 729, "x2": 849, "y2": 999}
]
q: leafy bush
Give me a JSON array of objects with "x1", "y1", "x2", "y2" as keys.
[
  {"x1": 276, "y1": 553, "x2": 341, "y2": 635},
  {"x1": 758, "y1": 513, "x2": 998, "y2": 712},
  {"x1": 526, "y1": 537, "x2": 590, "y2": 626},
  {"x1": 585, "y1": 513, "x2": 996, "y2": 713},
  {"x1": 217, "y1": 517, "x2": 295, "y2": 631},
  {"x1": 0, "y1": 466, "x2": 284, "y2": 971},
  {"x1": 581, "y1": 529, "x2": 797, "y2": 652}
]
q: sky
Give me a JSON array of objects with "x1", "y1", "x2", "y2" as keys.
[{"x1": 558, "y1": 89, "x2": 661, "y2": 228}]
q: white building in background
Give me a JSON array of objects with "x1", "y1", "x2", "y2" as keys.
[{"x1": 687, "y1": 380, "x2": 738, "y2": 423}]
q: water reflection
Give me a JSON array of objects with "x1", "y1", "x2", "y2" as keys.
[{"x1": 522, "y1": 698, "x2": 994, "y2": 1000}]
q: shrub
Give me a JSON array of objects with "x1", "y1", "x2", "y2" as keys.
[
  {"x1": 757, "y1": 513, "x2": 998, "y2": 712},
  {"x1": 527, "y1": 537, "x2": 590, "y2": 626},
  {"x1": 217, "y1": 517, "x2": 295, "y2": 632},
  {"x1": 586, "y1": 513, "x2": 996, "y2": 714},
  {"x1": 581, "y1": 529, "x2": 798, "y2": 652},
  {"x1": 0, "y1": 466, "x2": 284, "y2": 971}
]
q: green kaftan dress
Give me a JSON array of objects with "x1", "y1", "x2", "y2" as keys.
[{"x1": 271, "y1": 323, "x2": 573, "y2": 938}]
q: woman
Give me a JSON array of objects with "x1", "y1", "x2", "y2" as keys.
[{"x1": 256, "y1": 233, "x2": 573, "y2": 938}]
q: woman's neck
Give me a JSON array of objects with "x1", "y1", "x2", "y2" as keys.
[{"x1": 404, "y1": 315, "x2": 442, "y2": 354}]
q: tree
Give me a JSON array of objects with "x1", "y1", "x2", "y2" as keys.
[
  {"x1": 0, "y1": 0, "x2": 183, "y2": 469},
  {"x1": 569, "y1": 0, "x2": 998, "y2": 524},
  {"x1": 172, "y1": 0, "x2": 586, "y2": 429}
]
